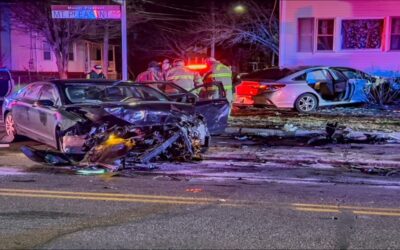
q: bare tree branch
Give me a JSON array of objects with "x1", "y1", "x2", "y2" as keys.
[
  {"x1": 11, "y1": 0, "x2": 95, "y2": 79},
  {"x1": 192, "y1": 0, "x2": 279, "y2": 55}
]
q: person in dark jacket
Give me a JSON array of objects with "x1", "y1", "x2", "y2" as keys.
[
  {"x1": 86, "y1": 65, "x2": 106, "y2": 79},
  {"x1": 136, "y1": 61, "x2": 163, "y2": 82}
]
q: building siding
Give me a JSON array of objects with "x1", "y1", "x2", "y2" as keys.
[
  {"x1": 0, "y1": 5, "x2": 117, "y2": 81},
  {"x1": 9, "y1": 27, "x2": 87, "y2": 73},
  {"x1": 279, "y1": 0, "x2": 400, "y2": 75}
]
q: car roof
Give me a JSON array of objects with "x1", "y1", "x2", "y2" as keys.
[{"x1": 47, "y1": 79, "x2": 135, "y2": 85}]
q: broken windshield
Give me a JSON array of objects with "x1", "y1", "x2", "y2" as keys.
[{"x1": 63, "y1": 84, "x2": 168, "y2": 104}]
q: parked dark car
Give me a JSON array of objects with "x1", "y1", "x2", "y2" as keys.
[{"x1": 2, "y1": 80, "x2": 229, "y2": 154}]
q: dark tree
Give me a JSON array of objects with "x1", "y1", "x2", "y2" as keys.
[{"x1": 11, "y1": 1, "x2": 94, "y2": 79}]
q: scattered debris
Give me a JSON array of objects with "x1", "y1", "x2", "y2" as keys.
[
  {"x1": 148, "y1": 174, "x2": 182, "y2": 181},
  {"x1": 186, "y1": 188, "x2": 203, "y2": 193},
  {"x1": 307, "y1": 122, "x2": 395, "y2": 146},
  {"x1": 76, "y1": 166, "x2": 108, "y2": 176},
  {"x1": 282, "y1": 123, "x2": 298, "y2": 133},
  {"x1": 11, "y1": 179, "x2": 36, "y2": 183},
  {"x1": 349, "y1": 166, "x2": 400, "y2": 177},
  {"x1": 234, "y1": 135, "x2": 248, "y2": 141},
  {"x1": 20, "y1": 110, "x2": 209, "y2": 172}
]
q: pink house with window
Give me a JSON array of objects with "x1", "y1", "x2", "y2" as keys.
[
  {"x1": 0, "y1": 4, "x2": 118, "y2": 81},
  {"x1": 279, "y1": 0, "x2": 400, "y2": 76}
]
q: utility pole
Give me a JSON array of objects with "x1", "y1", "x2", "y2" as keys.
[
  {"x1": 210, "y1": 0, "x2": 215, "y2": 58},
  {"x1": 121, "y1": 0, "x2": 128, "y2": 80}
]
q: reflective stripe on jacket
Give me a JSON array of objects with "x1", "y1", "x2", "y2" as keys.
[
  {"x1": 166, "y1": 66, "x2": 203, "y2": 91},
  {"x1": 204, "y1": 62, "x2": 233, "y2": 102}
]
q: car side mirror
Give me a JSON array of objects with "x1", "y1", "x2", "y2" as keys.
[{"x1": 34, "y1": 99, "x2": 54, "y2": 107}]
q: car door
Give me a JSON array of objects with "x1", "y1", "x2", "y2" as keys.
[
  {"x1": 328, "y1": 68, "x2": 351, "y2": 100},
  {"x1": 14, "y1": 83, "x2": 43, "y2": 136},
  {"x1": 332, "y1": 67, "x2": 370, "y2": 102},
  {"x1": 29, "y1": 83, "x2": 61, "y2": 146},
  {"x1": 190, "y1": 82, "x2": 230, "y2": 135},
  {"x1": 305, "y1": 69, "x2": 335, "y2": 100}
]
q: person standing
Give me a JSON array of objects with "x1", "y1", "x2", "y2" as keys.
[
  {"x1": 136, "y1": 61, "x2": 162, "y2": 82},
  {"x1": 161, "y1": 59, "x2": 171, "y2": 81},
  {"x1": 166, "y1": 59, "x2": 202, "y2": 91},
  {"x1": 203, "y1": 57, "x2": 233, "y2": 102},
  {"x1": 86, "y1": 65, "x2": 106, "y2": 79}
]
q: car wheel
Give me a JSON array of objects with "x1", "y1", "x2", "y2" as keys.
[
  {"x1": 295, "y1": 93, "x2": 318, "y2": 112},
  {"x1": 4, "y1": 112, "x2": 17, "y2": 142}
]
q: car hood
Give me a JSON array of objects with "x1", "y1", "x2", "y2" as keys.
[{"x1": 63, "y1": 101, "x2": 195, "y2": 127}]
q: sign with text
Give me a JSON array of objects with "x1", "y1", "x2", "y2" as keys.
[{"x1": 51, "y1": 5, "x2": 121, "y2": 20}]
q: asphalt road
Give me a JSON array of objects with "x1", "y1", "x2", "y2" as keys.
[
  {"x1": 1, "y1": 135, "x2": 400, "y2": 249},
  {"x1": 1, "y1": 168, "x2": 400, "y2": 249}
]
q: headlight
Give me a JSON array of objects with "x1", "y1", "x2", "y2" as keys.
[
  {"x1": 124, "y1": 110, "x2": 146, "y2": 123},
  {"x1": 105, "y1": 107, "x2": 146, "y2": 124}
]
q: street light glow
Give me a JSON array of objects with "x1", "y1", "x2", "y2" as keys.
[{"x1": 233, "y1": 4, "x2": 246, "y2": 14}]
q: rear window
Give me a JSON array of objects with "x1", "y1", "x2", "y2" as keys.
[{"x1": 241, "y1": 68, "x2": 297, "y2": 81}]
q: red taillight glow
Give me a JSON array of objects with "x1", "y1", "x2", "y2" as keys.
[{"x1": 236, "y1": 81, "x2": 285, "y2": 96}]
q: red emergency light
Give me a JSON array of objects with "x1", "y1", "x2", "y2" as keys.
[{"x1": 186, "y1": 64, "x2": 207, "y2": 70}]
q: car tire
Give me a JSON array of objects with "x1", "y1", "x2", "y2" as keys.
[
  {"x1": 295, "y1": 93, "x2": 318, "y2": 113},
  {"x1": 4, "y1": 112, "x2": 17, "y2": 142}
]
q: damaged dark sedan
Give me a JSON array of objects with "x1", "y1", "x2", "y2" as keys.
[{"x1": 2, "y1": 80, "x2": 230, "y2": 170}]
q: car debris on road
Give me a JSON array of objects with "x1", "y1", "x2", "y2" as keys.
[
  {"x1": 5, "y1": 80, "x2": 230, "y2": 172},
  {"x1": 307, "y1": 122, "x2": 391, "y2": 146},
  {"x1": 21, "y1": 113, "x2": 207, "y2": 172}
]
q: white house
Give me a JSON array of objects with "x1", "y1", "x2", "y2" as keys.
[
  {"x1": 0, "y1": 5, "x2": 118, "y2": 80},
  {"x1": 279, "y1": 0, "x2": 400, "y2": 76}
]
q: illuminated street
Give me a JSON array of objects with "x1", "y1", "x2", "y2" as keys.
[
  {"x1": 1, "y1": 0, "x2": 400, "y2": 249},
  {"x1": 1, "y1": 122, "x2": 400, "y2": 249}
]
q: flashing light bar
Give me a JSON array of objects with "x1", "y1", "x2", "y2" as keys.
[{"x1": 187, "y1": 64, "x2": 207, "y2": 70}]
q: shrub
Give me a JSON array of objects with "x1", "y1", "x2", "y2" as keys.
[{"x1": 367, "y1": 78, "x2": 400, "y2": 105}]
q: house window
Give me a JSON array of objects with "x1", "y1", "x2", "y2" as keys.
[
  {"x1": 317, "y1": 19, "x2": 334, "y2": 51},
  {"x1": 68, "y1": 44, "x2": 74, "y2": 61},
  {"x1": 390, "y1": 17, "x2": 400, "y2": 50},
  {"x1": 298, "y1": 18, "x2": 314, "y2": 52},
  {"x1": 341, "y1": 19, "x2": 384, "y2": 49},
  {"x1": 43, "y1": 42, "x2": 51, "y2": 60}
]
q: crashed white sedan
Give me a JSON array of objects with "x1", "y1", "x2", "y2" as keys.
[{"x1": 234, "y1": 66, "x2": 372, "y2": 112}]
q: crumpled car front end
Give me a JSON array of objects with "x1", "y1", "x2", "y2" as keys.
[{"x1": 52, "y1": 104, "x2": 210, "y2": 171}]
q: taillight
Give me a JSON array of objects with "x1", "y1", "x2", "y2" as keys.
[
  {"x1": 269, "y1": 84, "x2": 286, "y2": 91},
  {"x1": 236, "y1": 81, "x2": 285, "y2": 96}
]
